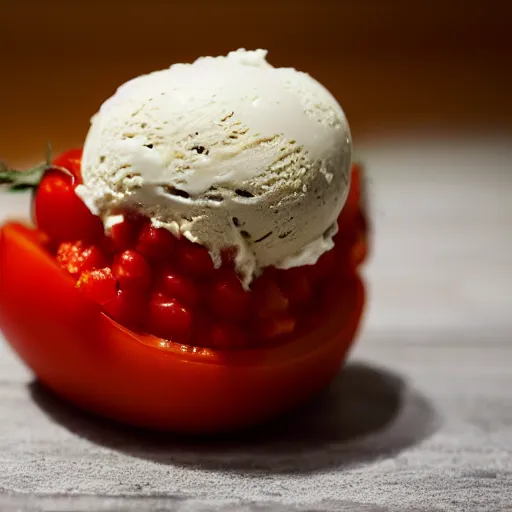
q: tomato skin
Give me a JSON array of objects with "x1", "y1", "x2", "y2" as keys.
[
  {"x1": 33, "y1": 148, "x2": 103, "y2": 244},
  {"x1": 0, "y1": 223, "x2": 365, "y2": 432},
  {"x1": 33, "y1": 169, "x2": 104, "y2": 244},
  {"x1": 53, "y1": 148, "x2": 83, "y2": 182}
]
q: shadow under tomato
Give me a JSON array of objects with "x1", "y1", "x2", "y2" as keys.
[{"x1": 29, "y1": 361, "x2": 440, "y2": 474}]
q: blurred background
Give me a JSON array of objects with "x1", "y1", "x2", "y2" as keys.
[{"x1": 1, "y1": 0, "x2": 511, "y2": 165}]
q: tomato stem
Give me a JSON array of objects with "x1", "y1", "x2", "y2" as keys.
[
  {"x1": 0, "y1": 162, "x2": 49, "y2": 191},
  {"x1": 0, "y1": 142, "x2": 55, "y2": 192}
]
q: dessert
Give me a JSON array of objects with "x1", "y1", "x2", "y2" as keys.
[{"x1": 0, "y1": 50, "x2": 368, "y2": 432}]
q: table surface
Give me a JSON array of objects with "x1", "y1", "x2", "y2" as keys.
[{"x1": 0, "y1": 136, "x2": 511, "y2": 512}]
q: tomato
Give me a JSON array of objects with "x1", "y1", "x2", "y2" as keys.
[
  {"x1": 33, "y1": 149, "x2": 104, "y2": 243},
  {"x1": 33, "y1": 169, "x2": 104, "y2": 243},
  {"x1": 0, "y1": 222, "x2": 365, "y2": 432},
  {"x1": 2, "y1": 157, "x2": 369, "y2": 432},
  {"x1": 53, "y1": 148, "x2": 84, "y2": 182}
]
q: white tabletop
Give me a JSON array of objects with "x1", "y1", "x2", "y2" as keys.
[{"x1": 1, "y1": 134, "x2": 511, "y2": 511}]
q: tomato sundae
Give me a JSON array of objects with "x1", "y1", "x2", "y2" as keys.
[{"x1": 0, "y1": 50, "x2": 368, "y2": 432}]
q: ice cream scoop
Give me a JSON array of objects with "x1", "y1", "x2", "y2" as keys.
[{"x1": 77, "y1": 49, "x2": 352, "y2": 287}]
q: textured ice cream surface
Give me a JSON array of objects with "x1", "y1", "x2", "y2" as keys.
[{"x1": 77, "y1": 49, "x2": 352, "y2": 287}]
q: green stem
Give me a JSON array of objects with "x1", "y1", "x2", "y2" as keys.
[
  {"x1": 0, "y1": 162, "x2": 49, "y2": 191},
  {"x1": 0, "y1": 142, "x2": 52, "y2": 192}
]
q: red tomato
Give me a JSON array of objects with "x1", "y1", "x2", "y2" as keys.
[
  {"x1": 52, "y1": 148, "x2": 84, "y2": 182},
  {"x1": 33, "y1": 148, "x2": 103, "y2": 244},
  {"x1": 0, "y1": 222, "x2": 365, "y2": 432},
  {"x1": 33, "y1": 169, "x2": 104, "y2": 244}
]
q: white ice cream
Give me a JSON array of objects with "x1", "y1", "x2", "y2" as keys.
[{"x1": 77, "y1": 49, "x2": 352, "y2": 287}]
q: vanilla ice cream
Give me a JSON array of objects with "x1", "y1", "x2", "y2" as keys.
[{"x1": 77, "y1": 49, "x2": 352, "y2": 287}]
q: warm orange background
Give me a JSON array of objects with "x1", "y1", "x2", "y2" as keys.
[{"x1": 1, "y1": 0, "x2": 511, "y2": 166}]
